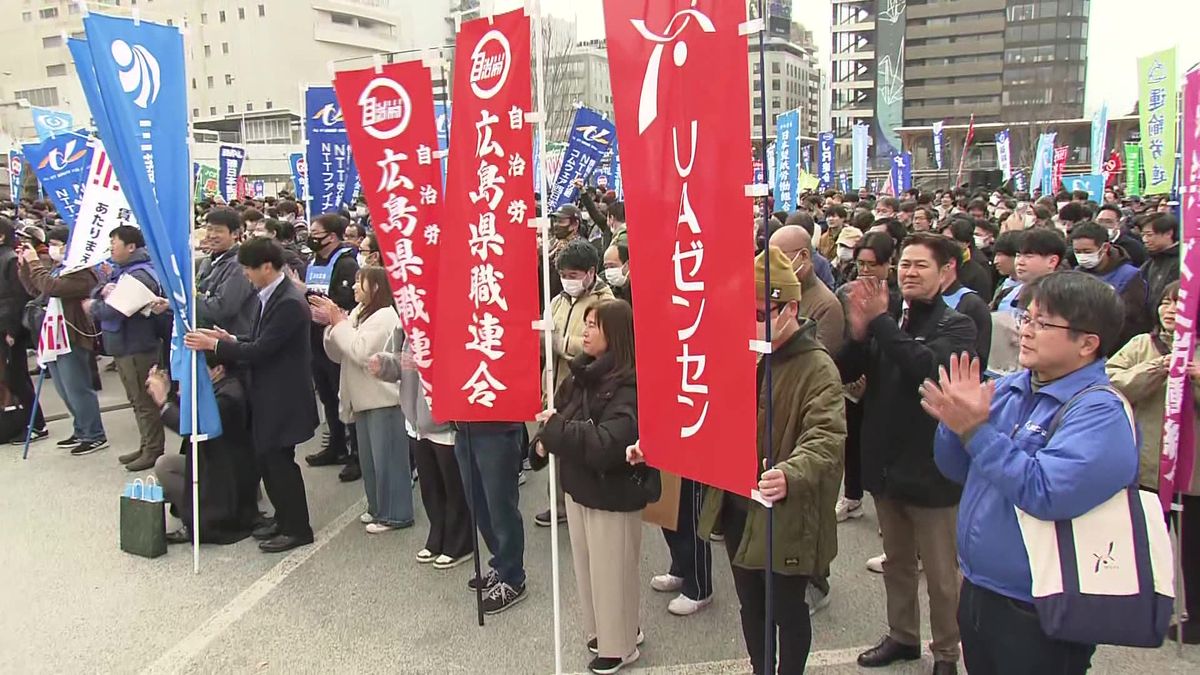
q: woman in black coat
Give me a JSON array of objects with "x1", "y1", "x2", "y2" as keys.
[{"x1": 532, "y1": 299, "x2": 651, "y2": 674}]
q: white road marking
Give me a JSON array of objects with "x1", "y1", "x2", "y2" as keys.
[{"x1": 140, "y1": 497, "x2": 366, "y2": 675}]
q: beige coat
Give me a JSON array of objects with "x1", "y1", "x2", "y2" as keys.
[
  {"x1": 549, "y1": 280, "x2": 614, "y2": 386},
  {"x1": 1106, "y1": 333, "x2": 1200, "y2": 494},
  {"x1": 324, "y1": 306, "x2": 401, "y2": 423}
]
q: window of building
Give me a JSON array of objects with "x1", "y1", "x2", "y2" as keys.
[
  {"x1": 245, "y1": 118, "x2": 293, "y2": 143},
  {"x1": 193, "y1": 108, "x2": 199, "y2": 118},
  {"x1": 39, "y1": 7, "x2": 58, "y2": 19},
  {"x1": 222, "y1": 42, "x2": 229, "y2": 54},
  {"x1": 771, "y1": 80, "x2": 780, "y2": 91},
  {"x1": 331, "y1": 12, "x2": 354, "y2": 26},
  {"x1": 238, "y1": 7, "x2": 246, "y2": 20},
  {"x1": 191, "y1": 78, "x2": 196, "y2": 89},
  {"x1": 45, "y1": 64, "x2": 67, "y2": 77},
  {"x1": 225, "y1": 74, "x2": 234, "y2": 85},
  {"x1": 265, "y1": 100, "x2": 273, "y2": 110},
  {"x1": 204, "y1": 44, "x2": 211, "y2": 57},
  {"x1": 14, "y1": 87, "x2": 59, "y2": 106},
  {"x1": 200, "y1": 12, "x2": 207, "y2": 24},
  {"x1": 42, "y1": 35, "x2": 63, "y2": 48},
  {"x1": 258, "y1": 4, "x2": 266, "y2": 17},
  {"x1": 207, "y1": 76, "x2": 214, "y2": 88},
  {"x1": 209, "y1": 106, "x2": 217, "y2": 116},
  {"x1": 219, "y1": 10, "x2": 226, "y2": 22},
  {"x1": 227, "y1": 105, "x2": 235, "y2": 114},
  {"x1": 21, "y1": 10, "x2": 31, "y2": 21},
  {"x1": 246, "y1": 103, "x2": 253, "y2": 112},
  {"x1": 771, "y1": 62, "x2": 780, "y2": 75}
]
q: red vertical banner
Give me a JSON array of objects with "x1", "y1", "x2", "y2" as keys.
[
  {"x1": 334, "y1": 61, "x2": 445, "y2": 395},
  {"x1": 1053, "y1": 145, "x2": 1069, "y2": 192},
  {"x1": 432, "y1": 9, "x2": 541, "y2": 421},
  {"x1": 603, "y1": 1, "x2": 758, "y2": 496}
]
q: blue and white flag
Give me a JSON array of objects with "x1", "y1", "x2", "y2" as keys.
[
  {"x1": 1091, "y1": 101, "x2": 1109, "y2": 175},
  {"x1": 610, "y1": 138, "x2": 623, "y2": 201},
  {"x1": 7, "y1": 152, "x2": 23, "y2": 200},
  {"x1": 304, "y1": 85, "x2": 352, "y2": 217},
  {"x1": 818, "y1": 132, "x2": 835, "y2": 190},
  {"x1": 22, "y1": 130, "x2": 93, "y2": 226},
  {"x1": 774, "y1": 110, "x2": 800, "y2": 211},
  {"x1": 1031, "y1": 132, "x2": 1057, "y2": 195},
  {"x1": 548, "y1": 107, "x2": 616, "y2": 211},
  {"x1": 837, "y1": 170, "x2": 849, "y2": 194},
  {"x1": 1063, "y1": 174, "x2": 1106, "y2": 203},
  {"x1": 890, "y1": 152, "x2": 912, "y2": 195},
  {"x1": 995, "y1": 129, "x2": 1012, "y2": 182},
  {"x1": 801, "y1": 144, "x2": 812, "y2": 174},
  {"x1": 1013, "y1": 169, "x2": 1027, "y2": 193},
  {"x1": 31, "y1": 107, "x2": 76, "y2": 141},
  {"x1": 218, "y1": 144, "x2": 245, "y2": 202},
  {"x1": 434, "y1": 101, "x2": 451, "y2": 189},
  {"x1": 852, "y1": 123, "x2": 870, "y2": 189},
  {"x1": 932, "y1": 121, "x2": 945, "y2": 171},
  {"x1": 288, "y1": 152, "x2": 306, "y2": 200},
  {"x1": 76, "y1": 13, "x2": 221, "y2": 438}
]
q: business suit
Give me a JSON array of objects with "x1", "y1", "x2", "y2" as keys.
[{"x1": 215, "y1": 276, "x2": 318, "y2": 539}]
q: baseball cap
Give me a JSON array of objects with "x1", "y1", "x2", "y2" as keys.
[
  {"x1": 551, "y1": 204, "x2": 582, "y2": 221},
  {"x1": 16, "y1": 224, "x2": 46, "y2": 244}
]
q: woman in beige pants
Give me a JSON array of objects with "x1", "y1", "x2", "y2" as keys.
[{"x1": 533, "y1": 300, "x2": 655, "y2": 675}]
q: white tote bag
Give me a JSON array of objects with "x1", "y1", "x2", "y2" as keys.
[{"x1": 1013, "y1": 385, "x2": 1174, "y2": 647}]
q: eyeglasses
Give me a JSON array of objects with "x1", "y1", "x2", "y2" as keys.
[
  {"x1": 755, "y1": 303, "x2": 783, "y2": 323},
  {"x1": 1015, "y1": 311, "x2": 1077, "y2": 334}
]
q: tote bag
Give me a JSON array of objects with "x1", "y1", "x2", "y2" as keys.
[{"x1": 1014, "y1": 385, "x2": 1174, "y2": 647}]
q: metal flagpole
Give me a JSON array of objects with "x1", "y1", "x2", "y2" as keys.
[
  {"x1": 752, "y1": 1, "x2": 777, "y2": 669},
  {"x1": 20, "y1": 370, "x2": 46, "y2": 460},
  {"x1": 532, "y1": 1, "x2": 563, "y2": 671}
]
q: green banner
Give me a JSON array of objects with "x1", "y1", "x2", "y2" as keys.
[
  {"x1": 1124, "y1": 143, "x2": 1142, "y2": 197},
  {"x1": 194, "y1": 164, "x2": 218, "y2": 202},
  {"x1": 1137, "y1": 48, "x2": 1177, "y2": 195}
]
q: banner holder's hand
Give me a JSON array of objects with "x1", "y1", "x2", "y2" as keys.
[{"x1": 626, "y1": 440, "x2": 645, "y2": 466}]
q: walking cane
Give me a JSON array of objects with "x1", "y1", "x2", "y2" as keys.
[
  {"x1": 751, "y1": 1, "x2": 777, "y2": 667},
  {"x1": 21, "y1": 369, "x2": 46, "y2": 460}
]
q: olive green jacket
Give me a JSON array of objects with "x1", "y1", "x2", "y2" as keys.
[{"x1": 699, "y1": 320, "x2": 846, "y2": 575}]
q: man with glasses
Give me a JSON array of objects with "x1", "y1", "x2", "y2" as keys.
[
  {"x1": 840, "y1": 232, "x2": 977, "y2": 675},
  {"x1": 924, "y1": 271, "x2": 1134, "y2": 674}
]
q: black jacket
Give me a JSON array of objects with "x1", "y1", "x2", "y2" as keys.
[
  {"x1": 309, "y1": 244, "x2": 359, "y2": 350},
  {"x1": 534, "y1": 352, "x2": 651, "y2": 513},
  {"x1": 196, "y1": 245, "x2": 258, "y2": 336},
  {"x1": 837, "y1": 298, "x2": 977, "y2": 507},
  {"x1": 215, "y1": 277, "x2": 318, "y2": 451},
  {"x1": 958, "y1": 248, "x2": 995, "y2": 303},
  {"x1": 1141, "y1": 245, "x2": 1180, "y2": 315},
  {"x1": 943, "y1": 282, "x2": 992, "y2": 372},
  {"x1": 161, "y1": 375, "x2": 258, "y2": 543},
  {"x1": 1116, "y1": 230, "x2": 1148, "y2": 267},
  {"x1": 0, "y1": 247, "x2": 32, "y2": 343}
]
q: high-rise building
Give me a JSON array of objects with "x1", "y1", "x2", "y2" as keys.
[
  {"x1": 749, "y1": 18, "x2": 822, "y2": 141},
  {"x1": 831, "y1": 0, "x2": 1089, "y2": 162}
]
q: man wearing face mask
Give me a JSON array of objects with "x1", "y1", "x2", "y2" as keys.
[
  {"x1": 15, "y1": 226, "x2": 106, "y2": 449},
  {"x1": 1069, "y1": 221, "x2": 1148, "y2": 352},
  {"x1": 770, "y1": 226, "x2": 844, "y2": 355},
  {"x1": 602, "y1": 243, "x2": 632, "y2": 306},
  {"x1": 302, "y1": 214, "x2": 362, "y2": 481},
  {"x1": 536, "y1": 239, "x2": 615, "y2": 528},
  {"x1": 1096, "y1": 203, "x2": 1147, "y2": 267},
  {"x1": 546, "y1": 204, "x2": 585, "y2": 299}
]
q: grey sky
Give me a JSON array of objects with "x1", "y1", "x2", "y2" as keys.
[{"x1": 532, "y1": 0, "x2": 1199, "y2": 119}]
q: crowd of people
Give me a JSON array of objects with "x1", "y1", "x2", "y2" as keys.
[{"x1": 0, "y1": 178, "x2": 1196, "y2": 674}]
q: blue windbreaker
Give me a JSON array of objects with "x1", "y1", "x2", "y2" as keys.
[{"x1": 934, "y1": 360, "x2": 1139, "y2": 602}]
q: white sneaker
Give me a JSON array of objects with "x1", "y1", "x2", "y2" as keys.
[
  {"x1": 365, "y1": 522, "x2": 396, "y2": 534},
  {"x1": 416, "y1": 548, "x2": 436, "y2": 564},
  {"x1": 649, "y1": 573, "x2": 684, "y2": 593},
  {"x1": 807, "y1": 585, "x2": 831, "y2": 616},
  {"x1": 835, "y1": 497, "x2": 864, "y2": 522},
  {"x1": 517, "y1": 470, "x2": 527, "y2": 486},
  {"x1": 433, "y1": 553, "x2": 472, "y2": 570},
  {"x1": 359, "y1": 512, "x2": 374, "y2": 524},
  {"x1": 667, "y1": 593, "x2": 712, "y2": 616},
  {"x1": 866, "y1": 553, "x2": 887, "y2": 573}
]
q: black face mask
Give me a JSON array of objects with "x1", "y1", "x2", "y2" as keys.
[
  {"x1": 551, "y1": 224, "x2": 574, "y2": 240},
  {"x1": 309, "y1": 235, "x2": 328, "y2": 249}
]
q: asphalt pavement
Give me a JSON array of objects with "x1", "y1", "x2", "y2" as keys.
[{"x1": 1, "y1": 362, "x2": 1198, "y2": 674}]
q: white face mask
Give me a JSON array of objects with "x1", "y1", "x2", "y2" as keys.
[
  {"x1": 1075, "y1": 250, "x2": 1102, "y2": 270},
  {"x1": 973, "y1": 235, "x2": 990, "y2": 249},
  {"x1": 603, "y1": 266, "x2": 627, "y2": 288},
  {"x1": 837, "y1": 246, "x2": 854, "y2": 262},
  {"x1": 561, "y1": 277, "x2": 587, "y2": 298},
  {"x1": 48, "y1": 245, "x2": 64, "y2": 263},
  {"x1": 756, "y1": 307, "x2": 789, "y2": 342},
  {"x1": 357, "y1": 253, "x2": 371, "y2": 268}
]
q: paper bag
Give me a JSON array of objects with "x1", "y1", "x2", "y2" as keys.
[{"x1": 642, "y1": 470, "x2": 681, "y2": 531}]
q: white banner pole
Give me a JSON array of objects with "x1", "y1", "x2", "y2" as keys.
[{"x1": 531, "y1": 0, "x2": 562, "y2": 672}]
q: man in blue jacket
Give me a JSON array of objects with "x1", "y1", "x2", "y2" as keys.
[{"x1": 922, "y1": 271, "x2": 1138, "y2": 675}]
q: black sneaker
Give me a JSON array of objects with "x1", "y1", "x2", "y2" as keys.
[
  {"x1": 481, "y1": 581, "x2": 526, "y2": 615},
  {"x1": 10, "y1": 428, "x2": 49, "y2": 445},
  {"x1": 589, "y1": 648, "x2": 640, "y2": 674},
  {"x1": 588, "y1": 628, "x2": 644, "y2": 654},
  {"x1": 55, "y1": 435, "x2": 79, "y2": 448},
  {"x1": 467, "y1": 569, "x2": 500, "y2": 593},
  {"x1": 70, "y1": 438, "x2": 110, "y2": 456},
  {"x1": 534, "y1": 508, "x2": 567, "y2": 527}
]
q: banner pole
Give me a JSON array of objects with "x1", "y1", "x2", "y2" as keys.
[
  {"x1": 753, "y1": 1, "x2": 777, "y2": 669},
  {"x1": 20, "y1": 369, "x2": 46, "y2": 460},
  {"x1": 532, "y1": 1, "x2": 563, "y2": 672},
  {"x1": 188, "y1": 135, "x2": 201, "y2": 575}
]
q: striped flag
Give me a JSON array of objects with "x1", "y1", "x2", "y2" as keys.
[
  {"x1": 36, "y1": 298, "x2": 72, "y2": 366},
  {"x1": 955, "y1": 114, "x2": 976, "y2": 186}
]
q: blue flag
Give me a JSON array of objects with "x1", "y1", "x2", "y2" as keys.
[
  {"x1": 1091, "y1": 102, "x2": 1109, "y2": 175},
  {"x1": 304, "y1": 86, "x2": 353, "y2": 217},
  {"x1": 8, "y1": 152, "x2": 23, "y2": 200},
  {"x1": 890, "y1": 152, "x2": 912, "y2": 194},
  {"x1": 548, "y1": 107, "x2": 616, "y2": 211},
  {"x1": 434, "y1": 101, "x2": 451, "y2": 190},
  {"x1": 78, "y1": 13, "x2": 221, "y2": 438},
  {"x1": 1062, "y1": 174, "x2": 1106, "y2": 202},
  {"x1": 288, "y1": 152, "x2": 306, "y2": 199},
  {"x1": 31, "y1": 107, "x2": 76, "y2": 141},
  {"x1": 817, "y1": 132, "x2": 835, "y2": 190},
  {"x1": 800, "y1": 144, "x2": 812, "y2": 174},
  {"x1": 774, "y1": 110, "x2": 799, "y2": 212},
  {"x1": 218, "y1": 145, "x2": 245, "y2": 202},
  {"x1": 22, "y1": 131, "x2": 93, "y2": 227}
]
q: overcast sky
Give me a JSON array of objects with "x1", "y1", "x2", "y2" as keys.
[{"x1": 526, "y1": 0, "x2": 1199, "y2": 119}]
